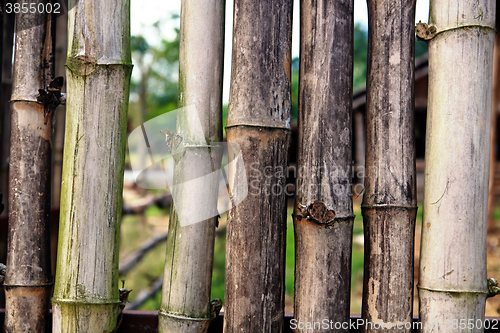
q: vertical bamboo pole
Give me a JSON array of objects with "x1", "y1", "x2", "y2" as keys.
[
  {"x1": 0, "y1": 0, "x2": 4, "y2": 200},
  {"x1": 158, "y1": 0, "x2": 224, "y2": 332},
  {"x1": 4, "y1": 1, "x2": 56, "y2": 331},
  {"x1": 52, "y1": 4, "x2": 68, "y2": 208},
  {"x1": 293, "y1": 0, "x2": 354, "y2": 331},
  {"x1": 52, "y1": 0, "x2": 132, "y2": 331},
  {"x1": 487, "y1": 6, "x2": 500, "y2": 232},
  {"x1": 0, "y1": 4, "x2": 14, "y2": 210},
  {"x1": 362, "y1": 0, "x2": 417, "y2": 331},
  {"x1": 224, "y1": 0, "x2": 292, "y2": 332},
  {"x1": 0, "y1": 7, "x2": 15, "y2": 310},
  {"x1": 418, "y1": 1, "x2": 496, "y2": 331}
]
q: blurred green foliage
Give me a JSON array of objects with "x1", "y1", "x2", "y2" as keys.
[{"x1": 128, "y1": 22, "x2": 428, "y2": 129}]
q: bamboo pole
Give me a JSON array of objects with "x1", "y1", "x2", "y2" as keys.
[
  {"x1": 417, "y1": 1, "x2": 496, "y2": 331},
  {"x1": 52, "y1": 2, "x2": 68, "y2": 209},
  {"x1": 224, "y1": 0, "x2": 292, "y2": 332},
  {"x1": 0, "y1": 0, "x2": 4, "y2": 205},
  {"x1": 52, "y1": 0, "x2": 132, "y2": 331},
  {"x1": 0, "y1": 6, "x2": 15, "y2": 310},
  {"x1": 487, "y1": 6, "x2": 500, "y2": 232},
  {"x1": 362, "y1": 0, "x2": 417, "y2": 331},
  {"x1": 4, "y1": 1, "x2": 57, "y2": 331},
  {"x1": 0, "y1": 2, "x2": 13, "y2": 212},
  {"x1": 158, "y1": 1, "x2": 224, "y2": 331},
  {"x1": 293, "y1": 0, "x2": 354, "y2": 331}
]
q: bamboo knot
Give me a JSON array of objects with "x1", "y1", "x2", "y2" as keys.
[
  {"x1": 415, "y1": 21, "x2": 437, "y2": 41},
  {"x1": 487, "y1": 278, "x2": 500, "y2": 298},
  {"x1": 0, "y1": 263, "x2": 5, "y2": 285},
  {"x1": 293, "y1": 201, "x2": 343, "y2": 226},
  {"x1": 36, "y1": 77, "x2": 65, "y2": 125},
  {"x1": 210, "y1": 298, "x2": 223, "y2": 318}
]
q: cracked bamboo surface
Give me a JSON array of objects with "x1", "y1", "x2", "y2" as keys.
[
  {"x1": 362, "y1": 1, "x2": 417, "y2": 332},
  {"x1": 292, "y1": 0, "x2": 354, "y2": 332},
  {"x1": 52, "y1": 0, "x2": 132, "y2": 332},
  {"x1": 158, "y1": 1, "x2": 224, "y2": 331},
  {"x1": 5, "y1": 3, "x2": 54, "y2": 331},
  {"x1": 418, "y1": 1, "x2": 496, "y2": 331},
  {"x1": 224, "y1": 0, "x2": 292, "y2": 332}
]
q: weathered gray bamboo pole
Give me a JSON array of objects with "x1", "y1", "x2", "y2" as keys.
[
  {"x1": 52, "y1": 0, "x2": 132, "y2": 331},
  {"x1": 4, "y1": 2, "x2": 57, "y2": 331},
  {"x1": 293, "y1": 0, "x2": 354, "y2": 331},
  {"x1": 362, "y1": 0, "x2": 416, "y2": 331},
  {"x1": 158, "y1": 1, "x2": 224, "y2": 331},
  {"x1": 417, "y1": 1, "x2": 496, "y2": 331},
  {"x1": 224, "y1": 0, "x2": 292, "y2": 332}
]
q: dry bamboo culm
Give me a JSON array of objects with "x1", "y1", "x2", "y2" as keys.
[
  {"x1": 418, "y1": 1, "x2": 496, "y2": 331},
  {"x1": 361, "y1": 1, "x2": 417, "y2": 332},
  {"x1": 52, "y1": 0, "x2": 132, "y2": 331},
  {"x1": 5, "y1": 2, "x2": 56, "y2": 331},
  {"x1": 224, "y1": 0, "x2": 293, "y2": 332},
  {"x1": 158, "y1": 0, "x2": 225, "y2": 332},
  {"x1": 293, "y1": 0, "x2": 354, "y2": 332}
]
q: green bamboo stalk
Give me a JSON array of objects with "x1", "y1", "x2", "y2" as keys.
[
  {"x1": 293, "y1": 0, "x2": 354, "y2": 332},
  {"x1": 417, "y1": 1, "x2": 496, "y2": 331},
  {"x1": 158, "y1": 0, "x2": 224, "y2": 331},
  {"x1": 224, "y1": 0, "x2": 292, "y2": 331},
  {"x1": 52, "y1": 0, "x2": 132, "y2": 331},
  {"x1": 4, "y1": 1, "x2": 56, "y2": 331},
  {"x1": 361, "y1": 1, "x2": 417, "y2": 331}
]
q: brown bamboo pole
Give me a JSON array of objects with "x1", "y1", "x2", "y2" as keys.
[
  {"x1": 52, "y1": 2, "x2": 68, "y2": 208},
  {"x1": 4, "y1": 1, "x2": 57, "y2": 331},
  {"x1": 158, "y1": 1, "x2": 224, "y2": 331},
  {"x1": 0, "y1": 6, "x2": 15, "y2": 310},
  {"x1": 52, "y1": 0, "x2": 132, "y2": 331},
  {"x1": 0, "y1": 2, "x2": 12, "y2": 211},
  {"x1": 487, "y1": 6, "x2": 500, "y2": 232},
  {"x1": 292, "y1": 0, "x2": 354, "y2": 332},
  {"x1": 362, "y1": 0, "x2": 417, "y2": 331},
  {"x1": 417, "y1": 1, "x2": 496, "y2": 330},
  {"x1": 224, "y1": 0, "x2": 292, "y2": 332},
  {"x1": 0, "y1": 0, "x2": 4, "y2": 200}
]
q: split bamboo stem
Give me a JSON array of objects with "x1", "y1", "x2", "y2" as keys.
[
  {"x1": 158, "y1": 0, "x2": 224, "y2": 332},
  {"x1": 52, "y1": 0, "x2": 132, "y2": 331},
  {"x1": 5, "y1": 2, "x2": 55, "y2": 331},
  {"x1": 362, "y1": 0, "x2": 417, "y2": 331},
  {"x1": 418, "y1": 1, "x2": 496, "y2": 331},
  {"x1": 224, "y1": 0, "x2": 293, "y2": 332},
  {"x1": 293, "y1": 0, "x2": 354, "y2": 331}
]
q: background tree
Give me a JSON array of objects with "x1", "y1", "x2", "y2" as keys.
[{"x1": 129, "y1": 22, "x2": 179, "y2": 127}]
